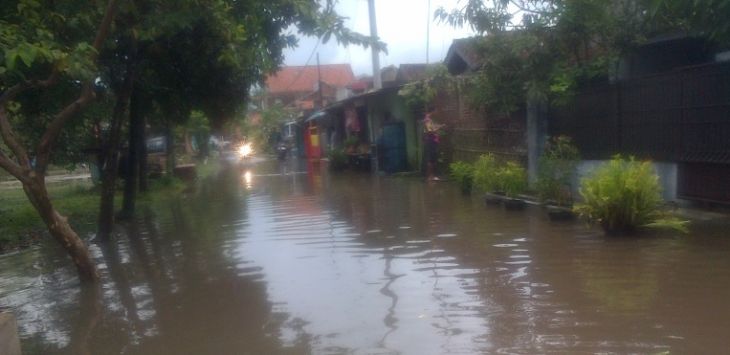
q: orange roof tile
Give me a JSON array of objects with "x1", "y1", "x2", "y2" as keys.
[{"x1": 265, "y1": 64, "x2": 355, "y2": 94}]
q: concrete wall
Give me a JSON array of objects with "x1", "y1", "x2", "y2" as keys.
[
  {"x1": 0, "y1": 313, "x2": 21, "y2": 355},
  {"x1": 575, "y1": 160, "x2": 678, "y2": 201}
]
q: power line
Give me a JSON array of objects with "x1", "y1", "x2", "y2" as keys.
[{"x1": 281, "y1": 37, "x2": 322, "y2": 92}]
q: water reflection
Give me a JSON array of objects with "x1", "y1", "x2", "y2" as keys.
[
  {"x1": 0, "y1": 159, "x2": 729, "y2": 354},
  {"x1": 242, "y1": 170, "x2": 253, "y2": 190}
]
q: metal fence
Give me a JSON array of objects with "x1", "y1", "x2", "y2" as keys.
[{"x1": 550, "y1": 61, "x2": 730, "y2": 203}]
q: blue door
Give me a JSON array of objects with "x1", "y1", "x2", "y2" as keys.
[{"x1": 381, "y1": 122, "x2": 407, "y2": 173}]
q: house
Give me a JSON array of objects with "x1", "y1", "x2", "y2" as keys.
[
  {"x1": 304, "y1": 64, "x2": 446, "y2": 172},
  {"x1": 550, "y1": 36, "x2": 730, "y2": 204},
  {"x1": 251, "y1": 64, "x2": 355, "y2": 157},
  {"x1": 263, "y1": 64, "x2": 356, "y2": 111},
  {"x1": 444, "y1": 37, "x2": 484, "y2": 75},
  {"x1": 442, "y1": 34, "x2": 730, "y2": 204}
]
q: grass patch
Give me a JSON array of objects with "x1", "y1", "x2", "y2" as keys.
[
  {"x1": 195, "y1": 159, "x2": 222, "y2": 180},
  {"x1": 0, "y1": 159, "x2": 222, "y2": 252},
  {"x1": 0, "y1": 181, "x2": 100, "y2": 251}
]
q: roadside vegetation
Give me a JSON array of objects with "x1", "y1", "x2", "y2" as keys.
[
  {"x1": 0, "y1": 0, "x2": 381, "y2": 283},
  {"x1": 449, "y1": 161, "x2": 475, "y2": 194},
  {"x1": 536, "y1": 136, "x2": 580, "y2": 207},
  {"x1": 574, "y1": 156, "x2": 689, "y2": 235},
  {"x1": 450, "y1": 141, "x2": 688, "y2": 235},
  {"x1": 0, "y1": 158, "x2": 219, "y2": 253},
  {"x1": 0, "y1": 182, "x2": 98, "y2": 252}
]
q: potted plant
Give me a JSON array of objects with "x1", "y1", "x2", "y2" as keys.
[
  {"x1": 449, "y1": 161, "x2": 475, "y2": 195},
  {"x1": 472, "y1": 154, "x2": 502, "y2": 205},
  {"x1": 496, "y1": 161, "x2": 527, "y2": 210},
  {"x1": 536, "y1": 136, "x2": 580, "y2": 220},
  {"x1": 344, "y1": 136, "x2": 359, "y2": 154},
  {"x1": 328, "y1": 149, "x2": 348, "y2": 171},
  {"x1": 574, "y1": 155, "x2": 689, "y2": 235}
]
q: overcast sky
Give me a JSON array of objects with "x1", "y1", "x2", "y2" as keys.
[{"x1": 283, "y1": 0, "x2": 475, "y2": 76}]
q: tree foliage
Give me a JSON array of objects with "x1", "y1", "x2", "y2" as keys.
[
  {"x1": 1, "y1": 0, "x2": 383, "y2": 282},
  {"x1": 398, "y1": 64, "x2": 455, "y2": 109},
  {"x1": 436, "y1": 0, "x2": 730, "y2": 112},
  {"x1": 536, "y1": 135, "x2": 579, "y2": 205},
  {"x1": 650, "y1": 0, "x2": 730, "y2": 44}
]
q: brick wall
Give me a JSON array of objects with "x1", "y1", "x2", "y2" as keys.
[{"x1": 431, "y1": 80, "x2": 527, "y2": 166}]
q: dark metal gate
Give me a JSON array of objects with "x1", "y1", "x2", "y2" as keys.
[{"x1": 550, "y1": 62, "x2": 730, "y2": 203}]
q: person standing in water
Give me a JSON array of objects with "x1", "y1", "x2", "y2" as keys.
[{"x1": 423, "y1": 107, "x2": 444, "y2": 181}]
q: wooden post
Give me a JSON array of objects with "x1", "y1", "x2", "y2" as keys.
[{"x1": 0, "y1": 312, "x2": 21, "y2": 355}]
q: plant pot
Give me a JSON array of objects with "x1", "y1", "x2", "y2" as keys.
[
  {"x1": 546, "y1": 205, "x2": 575, "y2": 221},
  {"x1": 484, "y1": 192, "x2": 504, "y2": 205},
  {"x1": 460, "y1": 181, "x2": 473, "y2": 195},
  {"x1": 503, "y1": 198, "x2": 526, "y2": 210},
  {"x1": 600, "y1": 222, "x2": 637, "y2": 236}
]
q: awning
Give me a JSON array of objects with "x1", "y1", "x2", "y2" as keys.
[{"x1": 305, "y1": 111, "x2": 327, "y2": 122}]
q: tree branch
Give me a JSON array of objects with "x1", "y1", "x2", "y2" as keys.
[
  {"x1": 0, "y1": 68, "x2": 61, "y2": 170},
  {"x1": 0, "y1": 141, "x2": 29, "y2": 184},
  {"x1": 509, "y1": 0, "x2": 554, "y2": 17},
  {"x1": 92, "y1": 0, "x2": 120, "y2": 52},
  {"x1": 0, "y1": 69, "x2": 60, "y2": 108},
  {"x1": 0, "y1": 106, "x2": 31, "y2": 168},
  {"x1": 35, "y1": 0, "x2": 120, "y2": 171},
  {"x1": 35, "y1": 85, "x2": 96, "y2": 171}
]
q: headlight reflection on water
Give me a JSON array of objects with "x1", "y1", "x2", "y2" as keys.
[{"x1": 243, "y1": 170, "x2": 253, "y2": 189}]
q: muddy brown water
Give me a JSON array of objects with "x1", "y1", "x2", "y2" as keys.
[{"x1": 1, "y1": 159, "x2": 729, "y2": 354}]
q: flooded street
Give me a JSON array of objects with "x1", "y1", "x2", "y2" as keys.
[{"x1": 1, "y1": 159, "x2": 730, "y2": 354}]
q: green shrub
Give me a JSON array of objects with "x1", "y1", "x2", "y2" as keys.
[
  {"x1": 496, "y1": 161, "x2": 527, "y2": 198},
  {"x1": 472, "y1": 154, "x2": 499, "y2": 192},
  {"x1": 537, "y1": 136, "x2": 580, "y2": 206},
  {"x1": 574, "y1": 155, "x2": 689, "y2": 235},
  {"x1": 449, "y1": 161, "x2": 475, "y2": 193},
  {"x1": 328, "y1": 149, "x2": 348, "y2": 171},
  {"x1": 344, "y1": 136, "x2": 359, "y2": 148}
]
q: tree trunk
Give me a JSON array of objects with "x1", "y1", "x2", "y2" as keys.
[
  {"x1": 183, "y1": 129, "x2": 194, "y2": 156},
  {"x1": 22, "y1": 178, "x2": 98, "y2": 283},
  {"x1": 121, "y1": 86, "x2": 143, "y2": 218},
  {"x1": 198, "y1": 131, "x2": 209, "y2": 159},
  {"x1": 98, "y1": 73, "x2": 134, "y2": 239},
  {"x1": 138, "y1": 114, "x2": 148, "y2": 193},
  {"x1": 165, "y1": 123, "x2": 175, "y2": 174},
  {"x1": 98, "y1": 155, "x2": 119, "y2": 239},
  {"x1": 98, "y1": 35, "x2": 136, "y2": 238}
]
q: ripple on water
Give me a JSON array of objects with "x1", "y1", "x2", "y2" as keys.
[{"x1": 493, "y1": 243, "x2": 518, "y2": 248}]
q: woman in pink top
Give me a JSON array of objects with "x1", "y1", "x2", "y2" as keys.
[{"x1": 423, "y1": 108, "x2": 444, "y2": 181}]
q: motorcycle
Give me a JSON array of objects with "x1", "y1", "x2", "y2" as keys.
[{"x1": 276, "y1": 142, "x2": 289, "y2": 161}]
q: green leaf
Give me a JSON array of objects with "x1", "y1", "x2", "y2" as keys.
[
  {"x1": 18, "y1": 45, "x2": 37, "y2": 67},
  {"x1": 5, "y1": 49, "x2": 18, "y2": 70}
]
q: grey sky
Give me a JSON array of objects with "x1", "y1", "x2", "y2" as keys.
[{"x1": 283, "y1": 0, "x2": 475, "y2": 76}]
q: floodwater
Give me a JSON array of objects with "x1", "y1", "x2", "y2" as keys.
[{"x1": 1, "y1": 159, "x2": 729, "y2": 354}]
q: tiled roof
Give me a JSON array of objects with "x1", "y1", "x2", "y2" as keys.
[
  {"x1": 444, "y1": 37, "x2": 485, "y2": 74},
  {"x1": 396, "y1": 63, "x2": 440, "y2": 83},
  {"x1": 266, "y1": 64, "x2": 355, "y2": 94}
]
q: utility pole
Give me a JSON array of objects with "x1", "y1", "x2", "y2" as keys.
[
  {"x1": 368, "y1": 0, "x2": 382, "y2": 90},
  {"x1": 426, "y1": 0, "x2": 431, "y2": 64},
  {"x1": 316, "y1": 53, "x2": 323, "y2": 108}
]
